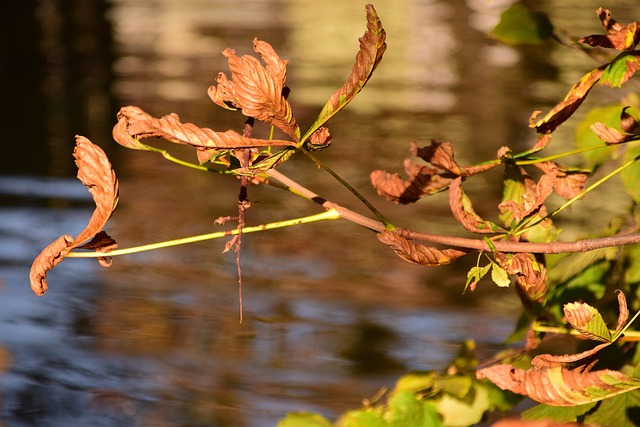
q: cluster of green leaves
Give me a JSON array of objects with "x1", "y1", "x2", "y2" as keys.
[{"x1": 29, "y1": 2, "x2": 640, "y2": 426}]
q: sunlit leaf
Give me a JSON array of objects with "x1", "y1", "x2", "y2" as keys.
[
  {"x1": 277, "y1": 412, "x2": 332, "y2": 427},
  {"x1": 583, "y1": 389, "x2": 640, "y2": 426},
  {"x1": 29, "y1": 136, "x2": 119, "y2": 296},
  {"x1": 387, "y1": 391, "x2": 442, "y2": 427},
  {"x1": 209, "y1": 38, "x2": 300, "y2": 141},
  {"x1": 563, "y1": 301, "x2": 613, "y2": 342},
  {"x1": 449, "y1": 177, "x2": 504, "y2": 234},
  {"x1": 491, "y1": 3, "x2": 553, "y2": 45},
  {"x1": 465, "y1": 264, "x2": 491, "y2": 292},
  {"x1": 336, "y1": 408, "x2": 386, "y2": 427},
  {"x1": 532, "y1": 65, "x2": 606, "y2": 134},
  {"x1": 414, "y1": 140, "x2": 498, "y2": 177},
  {"x1": 491, "y1": 262, "x2": 510, "y2": 288},
  {"x1": 599, "y1": 52, "x2": 640, "y2": 88},
  {"x1": 302, "y1": 4, "x2": 386, "y2": 144},
  {"x1": 578, "y1": 8, "x2": 640, "y2": 51},
  {"x1": 432, "y1": 383, "x2": 490, "y2": 427},
  {"x1": 377, "y1": 231, "x2": 468, "y2": 266},
  {"x1": 477, "y1": 364, "x2": 640, "y2": 406},
  {"x1": 392, "y1": 371, "x2": 437, "y2": 396},
  {"x1": 115, "y1": 106, "x2": 295, "y2": 151}
]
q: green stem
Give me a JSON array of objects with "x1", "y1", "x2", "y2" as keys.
[
  {"x1": 298, "y1": 147, "x2": 395, "y2": 230},
  {"x1": 533, "y1": 322, "x2": 640, "y2": 342},
  {"x1": 67, "y1": 209, "x2": 341, "y2": 258},
  {"x1": 514, "y1": 144, "x2": 611, "y2": 166}
]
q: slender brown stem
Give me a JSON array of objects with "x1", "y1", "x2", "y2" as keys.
[{"x1": 266, "y1": 169, "x2": 640, "y2": 254}]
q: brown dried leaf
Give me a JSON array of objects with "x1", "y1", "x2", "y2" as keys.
[
  {"x1": 414, "y1": 140, "x2": 498, "y2": 176},
  {"x1": 377, "y1": 230, "x2": 468, "y2": 266},
  {"x1": 370, "y1": 160, "x2": 453, "y2": 204},
  {"x1": 591, "y1": 122, "x2": 629, "y2": 144},
  {"x1": 578, "y1": 8, "x2": 640, "y2": 51},
  {"x1": 477, "y1": 364, "x2": 640, "y2": 406},
  {"x1": 307, "y1": 127, "x2": 332, "y2": 150},
  {"x1": 534, "y1": 162, "x2": 589, "y2": 199},
  {"x1": 115, "y1": 106, "x2": 295, "y2": 151},
  {"x1": 208, "y1": 38, "x2": 300, "y2": 141},
  {"x1": 29, "y1": 137, "x2": 120, "y2": 296},
  {"x1": 73, "y1": 136, "x2": 119, "y2": 246},
  {"x1": 615, "y1": 289, "x2": 629, "y2": 334},
  {"x1": 621, "y1": 107, "x2": 639, "y2": 133},
  {"x1": 499, "y1": 164, "x2": 557, "y2": 223},
  {"x1": 531, "y1": 66, "x2": 606, "y2": 134},
  {"x1": 302, "y1": 4, "x2": 386, "y2": 142},
  {"x1": 531, "y1": 342, "x2": 611, "y2": 369},
  {"x1": 29, "y1": 235, "x2": 74, "y2": 296},
  {"x1": 495, "y1": 252, "x2": 547, "y2": 302},
  {"x1": 449, "y1": 177, "x2": 505, "y2": 233}
]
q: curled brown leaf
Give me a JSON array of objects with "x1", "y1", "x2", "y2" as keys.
[
  {"x1": 414, "y1": 140, "x2": 498, "y2": 176},
  {"x1": 495, "y1": 252, "x2": 547, "y2": 302},
  {"x1": 499, "y1": 164, "x2": 557, "y2": 223},
  {"x1": 30, "y1": 235, "x2": 74, "y2": 296},
  {"x1": 29, "y1": 136, "x2": 119, "y2": 296},
  {"x1": 477, "y1": 364, "x2": 640, "y2": 406},
  {"x1": 578, "y1": 8, "x2": 640, "y2": 51},
  {"x1": 377, "y1": 230, "x2": 468, "y2": 266},
  {"x1": 115, "y1": 106, "x2": 295, "y2": 151},
  {"x1": 534, "y1": 162, "x2": 589, "y2": 200},
  {"x1": 370, "y1": 160, "x2": 453, "y2": 204},
  {"x1": 208, "y1": 38, "x2": 300, "y2": 141},
  {"x1": 449, "y1": 177, "x2": 505, "y2": 234}
]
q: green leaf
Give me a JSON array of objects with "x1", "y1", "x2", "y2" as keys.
[
  {"x1": 600, "y1": 52, "x2": 640, "y2": 88},
  {"x1": 277, "y1": 412, "x2": 333, "y2": 427},
  {"x1": 491, "y1": 262, "x2": 510, "y2": 288},
  {"x1": 620, "y1": 141, "x2": 640, "y2": 203},
  {"x1": 465, "y1": 264, "x2": 491, "y2": 291},
  {"x1": 584, "y1": 389, "x2": 640, "y2": 427},
  {"x1": 386, "y1": 391, "x2": 442, "y2": 427},
  {"x1": 337, "y1": 408, "x2": 386, "y2": 427},
  {"x1": 301, "y1": 4, "x2": 386, "y2": 144},
  {"x1": 491, "y1": 3, "x2": 553, "y2": 45},
  {"x1": 432, "y1": 383, "x2": 490, "y2": 427},
  {"x1": 563, "y1": 301, "x2": 613, "y2": 342},
  {"x1": 575, "y1": 104, "x2": 622, "y2": 171},
  {"x1": 392, "y1": 371, "x2": 437, "y2": 396},
  {"x1": 522, "y1": 402, "x2": 597, "y2": 422}
]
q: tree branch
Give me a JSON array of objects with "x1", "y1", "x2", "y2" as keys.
[{"x1": 266, "y1": 169, "x2": 640, "y2": 254}]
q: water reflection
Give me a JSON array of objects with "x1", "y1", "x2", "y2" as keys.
[{"x1": 1, "y1": 0, "x2": 637, "y2": 425}]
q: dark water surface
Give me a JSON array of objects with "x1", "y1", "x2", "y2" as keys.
[{"x1": 0, "y1": 0, "x2": 637, "y2": 425}]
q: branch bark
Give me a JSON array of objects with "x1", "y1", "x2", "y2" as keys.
[{"x1": 266, "y1": 169, "x2": 640, "y2": 254}]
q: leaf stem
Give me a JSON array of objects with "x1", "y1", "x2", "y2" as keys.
[
  {"x1": 66, "y1": 209, "x2": 341, "y2": 258},
  {"x1": 533, "y1": 322, "x2": 640, "y2": 342},
  {"x1": 514, "y1": 144, "x2": 611, "y2": 165},
  {"x1": 298, "y1": 147, "x2": 395, "y2": 230}
]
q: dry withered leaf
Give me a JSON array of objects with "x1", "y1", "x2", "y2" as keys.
[
  {"x1": 477, "y1": 364, "x2": 640, "y2": 406},
  {"x1": 115, "y1": 106, "x2": 295, "y2": 153},
  {"x1": 531, "y1": 65, "x2": 606, "y2": 134},
  {"x1": 531, "y1": 342, "x2": 611, "y2": 369},
  {"x1": 302, "y1": 4, "x2": 386, "y2": 142},
  {"x1": 534, "y1": 162, "x2": 589, "y2": 200},
  {"x1": 370, "y1": 160, "x2": 453, "y2": 204},
  {"x1": 29, "y1": 136, "x2": 119, "y2": 296},
  {"x1": 208, "y1": 38, "x2": 300, "y2": 141},
  {"x1": 377, "y1": 230, "x2": 468, "y2": 266},
  {"x1": 414, "y1": 140, "x2": 497, "y2": 177},
  {"x1": 30, "y1": 235, "x2": 74, "y2": 296},
  {"x1": 578, "y1": 8, "x2": 640, "y2": 51},
  {"x1": 307, "y1": 126, "x2": 332, "y2": 150},
  {"x1": 449, "y1": 177, "x2": 505, "y2": 234},
  {"x1": 499, "y1": 164, "x2": 557, "y2": 223},
  {"x1": 495, "y1": 252, "x2": 547, "y2": 302}
]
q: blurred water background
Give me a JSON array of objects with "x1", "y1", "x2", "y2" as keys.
[{"x1": 0, "y1": 0, "x2": 637, "y2": 425}]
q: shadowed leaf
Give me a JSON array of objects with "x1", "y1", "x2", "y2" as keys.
[
  {"x1": 499, "y1": 163, "x2": 557, "y2": 224},
  {"x1": 29, "y1": 136, "x2": 119, "y2": 296},
  {"x1": 208, "y1": 38, "x2": 300, "y2": 141},
  {"x1": 491, "y1": 3, "x2": 553, "y2": 45},
  {"x1": 302, "y1": 4, "x2": 386, "y2": 143},
  {"x1": 578, "y1": 8, "x2": 640, "y2": 51},
  {"x1": 496, "y1": 253, "x2": 547, "y2": 301},
  {"x1": 377, "y1": 231, "x2": 468, "y2": 266},
  {"x1": 414, "y1": 140, "x2": 498, "y2": 177},
  {"x1": 477, "y1": 364, "x2": 640, "y2": 406},
  {"x1": 449, "y1": 177, "x2": 505, "y2": 233},
  {"x1": 115, "y1": 106, "x2": 295, "y2": 151}
]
